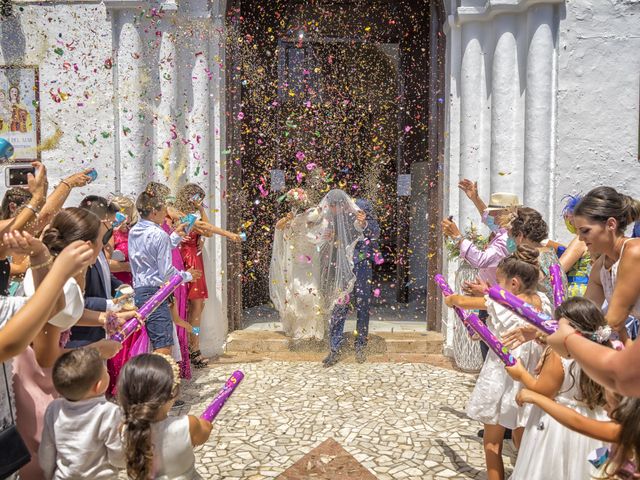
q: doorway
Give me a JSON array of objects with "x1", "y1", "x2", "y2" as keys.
[{"x1": 225, "y1": 0, "x2": 445, "y2": 332}]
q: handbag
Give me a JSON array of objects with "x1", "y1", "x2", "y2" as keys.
[{"x1": 0, "y1": 362, "x2": 31, "y2": 479}]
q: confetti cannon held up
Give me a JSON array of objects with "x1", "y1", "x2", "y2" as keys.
[
  {"x1": 200, "y1": 371, "x2": 245, "y2": 422},
  {"x1": 435, "y1": 274, "x2": 516, "y2": 366},
  {"x1": 110, "y1": 273, "x2": 188, "y2": 343},
  {"x1": 487, "y1": 285, "x2": 558, "y2": 335}
]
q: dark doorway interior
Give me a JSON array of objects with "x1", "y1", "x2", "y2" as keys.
[{"x1": 225, "y1": 0, "x2": 445, "y2": 331}]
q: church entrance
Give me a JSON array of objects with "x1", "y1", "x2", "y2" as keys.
[{"x1": 224, "y1": 0, "x2": 445, "y2": 332}]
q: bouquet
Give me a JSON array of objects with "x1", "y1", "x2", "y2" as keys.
[
  {"x1": 445, "y1": 223, "x2": 489, "y2": 260},
  {"x1": 279, "y1": 188, "x2": 309, "y2": 212}
]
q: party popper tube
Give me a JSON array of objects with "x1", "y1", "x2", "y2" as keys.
[
  {"x1": 488, "y1": 285, "x2": 558, "y2": 334},
  {"x1": 434, "y1": 274, "x2": 475, "y2": 337},
  {"x1": 110, "y1": 274, "x2": 185, "y2": 343},
  {"x1": 201, "y1": 370, "x2": 245, "y2": 422},
  {"x1": 549, "y1": 263, "x2": 566, "y2": 308},
  {"x1": 435, "y1": 274, "x2": 515, "y2": 366}
]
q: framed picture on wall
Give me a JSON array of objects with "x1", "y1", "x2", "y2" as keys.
[{"x1": 0, "y1": 65, "x2": 41, "y2": 162}]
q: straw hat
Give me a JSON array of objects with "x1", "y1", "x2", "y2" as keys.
[{"x1": 486, "y1": 192, "x2": 521, "y2": 211}]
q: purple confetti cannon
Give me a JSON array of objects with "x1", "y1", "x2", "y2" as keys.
[
  {"x1": 201, "y1": 370, "x2": 245, "y2": 422},
  {"x1": 435, "y1": 274, "x2": 516, "y2": 366},
  {"x1": 434, "y1": 274, "x2": 475, "y2": 337},
  {"x1": 487, "y1": 285, "x2": 558, "y2": 334},
  {"x1": 549, "y1": 263, "x2": 566, "y2": 309},
  {"x1": 109, "y1": 273, "x2": 185, "y2": 343}
]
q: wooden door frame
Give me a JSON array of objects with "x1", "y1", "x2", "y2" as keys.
[{"x1": 224, "y1": 0, "x2": 446, "y2": 333}]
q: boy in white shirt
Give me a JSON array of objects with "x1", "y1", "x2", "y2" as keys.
[{"x1": 39, "y1": 348, "x2": 124, "y2": 479}]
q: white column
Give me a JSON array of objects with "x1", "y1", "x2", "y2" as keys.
[
  {"x1": 155, "y1": 22, "x2": 181, "y2": 188},
  {"x1": 200, "y1": 2, "x2": 228, "y2": 357},
  {"x1": 115, "y1": 10, "x2": 148, "y2": 195},
  {"x1": 187, "y1": 31, "x2": 210, "y2": 182},
  {"x1": 524, "y1": 4, "x2": 555, "y2": 221},
  {"x1": 459, "y1": 22, "x2": 486, "y2": 226},
  {"x1": 490, "y1": 14, "x2": 524, "y2": 199}
]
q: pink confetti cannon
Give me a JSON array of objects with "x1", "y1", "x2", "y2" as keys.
[
  {"x1": 201, "y1": 370, "x2": 245, "y2": 422},
  {"x1": 487, "y1": 285, "x2": 558, "y2": 334},
  {"x1": 549, "y1": 263, "x2": 566, "y2": 309},
  {"x1": 110, "y1": 274, "x2": 185, "y2": 343},
  {"x1": 435, "y1": 274, "x2": 516, "y2": 366}
]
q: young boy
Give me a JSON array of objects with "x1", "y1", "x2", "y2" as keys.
[
  {"x1": 39, "y1": 348, "x2": 124, "y2": 479},
  {"x1": 128, "y1": 188, "x2": 195, "y2": 355}
]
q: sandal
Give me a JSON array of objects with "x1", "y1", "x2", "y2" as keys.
[{"x1": 189, "y1": 349, "x2": 209, "y2": 369}]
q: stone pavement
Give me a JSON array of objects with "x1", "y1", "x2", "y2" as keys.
[{"x1": 172, "y1": 359, "x2": 517, "y2": 479}]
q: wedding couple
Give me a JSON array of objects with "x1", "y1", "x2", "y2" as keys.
[{"x1": 269, "y1": 188, "x2": 380, "y2": 366}]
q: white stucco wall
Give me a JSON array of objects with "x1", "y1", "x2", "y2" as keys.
[
  {"x1": 0, "y1": 3, "x2": 116, "y2": 202},
  {"x1": 1, "y1": 0, "x2": 229, "y2": 356},
  {"x1": 554, "y1": 0, "x2": 640, "y2": 243}
]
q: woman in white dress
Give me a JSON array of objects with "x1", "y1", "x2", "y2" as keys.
[{"x1": 270, "y1": 189, "x2": 365, "y2": 341}]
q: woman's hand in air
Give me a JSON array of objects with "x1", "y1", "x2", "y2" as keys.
[
  {"x1": 441, "y1": 218, "x2": 461, "y2": 238},
  {"x1": 3, "y1": 230, "x2": 48, "y2": 259},
  {"x1": 52, "y1": 240, "x2": 95, "y2": 278},
  {"x1": 63, "y1": 168, "x2": 93, "y2": 188},
  {"x1": 458, "y1": 179, "x2": 479, "y2": 201}
]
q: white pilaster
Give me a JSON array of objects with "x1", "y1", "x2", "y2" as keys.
[
  {"x1": 113, "y1": 10, "x2": 149, "y2": 195},
  {"x1": 524, "y1": 4, "x2": 556, "y2": 222}
]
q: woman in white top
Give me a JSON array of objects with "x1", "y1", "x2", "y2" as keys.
[
  {"x1": 548, "y1": 187, "x2": 640, "y2": 397},
  {"x1": 118, "y1": 353, "x2": 213, "y2": 480}
]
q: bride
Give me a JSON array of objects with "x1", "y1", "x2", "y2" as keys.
[{"x1": 269, "y1": 188, "x2": 366, "y2": 341}]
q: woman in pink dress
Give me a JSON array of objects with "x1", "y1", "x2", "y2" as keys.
[{"x1": 105, "y1": 196, "x2": 141, "y2": 395}]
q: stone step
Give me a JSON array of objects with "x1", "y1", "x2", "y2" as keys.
[{"x1": 224, "y1": 330, "x2": 443, "y2": 355}]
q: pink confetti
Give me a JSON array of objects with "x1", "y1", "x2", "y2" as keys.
[
  {"x1": 296, "y1": 151, "x2": 305, "y2": 161},
  {"x1": 296, "y1": 172, "x2": 304, "y2": 183},
  {"x1": 404, "y1": 125, "x2": 412, "y2": 133},
  {"x1": 373, "y1": 288, "x2": 381, "y2": 298},
  {"x1": 258, "y1": 184, "x2": 269, "y2": 197},
  {"x1": 237, "y1": 112, "x2": 245, "y2": 120},
  {"x1": 306, "y1": 162, "x2": 317, "y2": 171}
]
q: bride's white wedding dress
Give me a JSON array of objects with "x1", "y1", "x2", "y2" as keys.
[
  {"x1": 269, "y1": 190, "x2": 365, "y2": 341},
  {"x1": 270, "y1": 208, "x2": 326, "y2": 340}
]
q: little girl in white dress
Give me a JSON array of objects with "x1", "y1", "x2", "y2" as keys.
[
  {"x1": 506, "y1": 297, "x2": 614, "y2": 479},
  {"x1": 445, "y1": 245, "x2": 551, "y2": 480},
  {"x1": 118, "y1": 353, "x2": 213, "y2": 479}
]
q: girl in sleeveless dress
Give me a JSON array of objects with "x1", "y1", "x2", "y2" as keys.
[
  {"x1": 445, "y1": 245, "x2": 551, "y2": 480},
  {"x1": 175, "y1": 184, "x2": 241, "y2": 368},
  {"x1": 506, "y1": 297, "x2": 611, "y2": 479},
  {"x1": 517, "y1": 382, "x2": 639, "y2": 479},
  {"x1": 118, "y1": 353, "x2": 213, "y2": 480}
]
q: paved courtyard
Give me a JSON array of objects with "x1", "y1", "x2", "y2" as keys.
[{"x1": 174, "y1": 360, "x2": 517, "y2": 479}]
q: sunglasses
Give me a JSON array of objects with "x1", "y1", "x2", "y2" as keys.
[{"x1": 101, "y1": 220, "x2": 114, "y2": 246}]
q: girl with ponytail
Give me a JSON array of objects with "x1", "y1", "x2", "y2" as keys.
[
  {"x1": 118, "y1": 353, "x2": 213, "y2": 479},
  {"x1": 506, "y1": 297, "x2": 611, "y2": 479},
  {"x1": 444, "y1": 245, "x2": 552, "y2": 480}
]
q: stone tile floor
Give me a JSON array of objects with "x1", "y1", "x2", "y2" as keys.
[{"x1": 173, "y1": 360, "x2": 517, "y2": 479}]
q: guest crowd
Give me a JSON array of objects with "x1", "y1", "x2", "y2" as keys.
[{"x1": 0, "y1": 159, "x2": 638, "y2": 480}]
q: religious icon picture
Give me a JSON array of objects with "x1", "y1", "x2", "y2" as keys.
[{"x1": 0, "y1": 65, "x2": 41, "y2": 162}]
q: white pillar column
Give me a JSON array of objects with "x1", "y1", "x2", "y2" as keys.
[
  {"x1": 490, "y1": 14, "x2": 524, "y2": 199},
  {"x1": 155, "y1": 22, "x2": 181, "y2": 188},
  {"x1": 459, "y1": 22, "x2": 486, "y2": 226},
  {"x1": 200, "y1": 3, "x2": 228, "y2": 357},
  {"x1": 524, "y1": 4, "x2": 555, "y2": 221},
  {"x1": 114, "y1": 10, "x2": 149, "y2": 195}
]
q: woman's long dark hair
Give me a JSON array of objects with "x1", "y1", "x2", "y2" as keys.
[
  {"x1": 574, "y1": 186, "x2": 640, "y2": 234},
  {"x1": 555, "y1": 297, "x2": 608, "y2": 410},
  {"x1": 117, "y1": 354, "x2": 178, "y2": 480}
]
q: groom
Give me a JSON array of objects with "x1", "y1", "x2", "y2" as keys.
[{"x1": 323, "y1": 198, "x2": 380, "y2": 367}]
